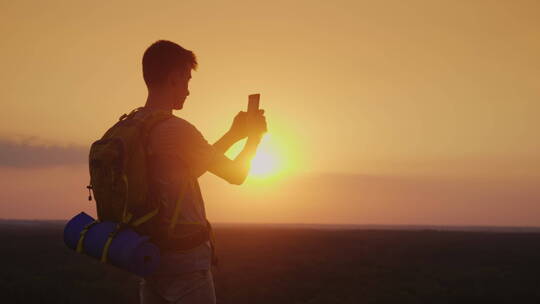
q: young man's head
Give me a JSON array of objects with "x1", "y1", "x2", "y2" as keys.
[{"x1": 142, "y1": 40, "x2": 197, "y2": 110}]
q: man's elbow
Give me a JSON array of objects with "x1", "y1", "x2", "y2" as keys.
[
  {"x1": 210, "y1": 159, "x2": 249, "y2": 185},
  {"x1": 228, "y1": 173, "x2": 247, "y2": 185},
  {"x1": 228, "y1": 176, "x2": 247, "y2": 186}
]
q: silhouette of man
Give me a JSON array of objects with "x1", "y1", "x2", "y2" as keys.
[{"x1": 136, "y1": 40, "x2": 267, "y2": 304}]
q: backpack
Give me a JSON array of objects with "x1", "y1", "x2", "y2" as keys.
[
  {"x1": 81, "y1": 108, "x2": 172, "y2": 261},
  {"x1": 82, "y1": 107, "x2": 216, "y2": 264},
  {"x1": 88, "y1": 107, "x2": 172, "y2": 226}
]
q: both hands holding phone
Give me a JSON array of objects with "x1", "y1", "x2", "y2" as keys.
[{"x1": 228, "y1": 94, "x2": 268, "y2": 142}]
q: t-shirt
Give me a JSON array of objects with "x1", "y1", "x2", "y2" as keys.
[{"x1": 135, "y1": 107, "x2": 216, "y2": 274}]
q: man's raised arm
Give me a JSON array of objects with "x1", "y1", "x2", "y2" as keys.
[{"x1": 209, "y1": 111, "x2": 266, "y2": 185}]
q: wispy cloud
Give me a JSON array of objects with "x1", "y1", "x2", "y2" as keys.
[{"x1": 0, "y1": 138, "x2": 87, "y2": 168}]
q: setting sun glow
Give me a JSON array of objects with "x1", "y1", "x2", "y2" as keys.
[
  {"x1": 225, "y1": 134, "x2": 288, "y2": 180},
  {"x1": 248, "y1": 134, "x2": 281, "y2": 178},
  {"x1": 250, "y1": 148, "x2": 277, "y2": 176},
  {"x1": 2, "y1": 0, "x2": 539, "y2": 228}
]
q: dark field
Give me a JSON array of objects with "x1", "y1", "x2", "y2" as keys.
[{"x1": 1, "y1": 221, "x2": 540, "y2": 303}]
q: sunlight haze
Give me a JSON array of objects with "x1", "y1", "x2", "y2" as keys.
[{"x1": 1, "y1": 0, "x2": 539, "y2": 226}]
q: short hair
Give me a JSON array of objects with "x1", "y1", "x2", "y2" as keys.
[{"x1": 142, "y1": 40, "x2": 197, "y2": 87}]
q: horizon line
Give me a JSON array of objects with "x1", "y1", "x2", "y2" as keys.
[{"x1": 2, "y1": 218, "x2": 540, "y2": 233}]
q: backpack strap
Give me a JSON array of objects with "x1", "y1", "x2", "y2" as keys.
[
  {"x1": 101, "y1": 209, "x2": 133, "y2": 263},
  {"x1": 131, "y1": 208, "x2": 160, "y2": 227},
  {"x1": 168, "y1": 179, "x2": 190, "y2": 234},
  {"x1": 140, "y1": 110, "x2": 174, "y2": 152},
  {"x1": 101, "y1": 222, "x2": 128, "y2": 263},
  {"x1": 122, "y1": 107, "x2": 145, "y2": 120},
  {"x1": 162, "y1": 178, "x2": 215, "y2": 259},
  {"x1": 76, "y1": 220, "x2": 99, "y2": 254},
  {"x1": 124, "y1": 108, "x2": 173, "y2": 228}
]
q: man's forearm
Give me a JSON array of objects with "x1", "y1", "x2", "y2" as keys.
[
  {"x1": 208, "y1": 134, "x2": 263, "y2": 185},
  {"x1": 230, "y1": 135, "x2": 262, "y2": 182},
  {"x1": 234, "y1": 135, "x2": 262, "y2": 163},
  {"x1": 212, "y1": 131, "x2": 239, "y2": 155}
]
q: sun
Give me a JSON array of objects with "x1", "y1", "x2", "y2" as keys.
[
  {"x1": 225, "y1": 131, "x2": 298, "y2": 181},
  {"x1": 250, "y1": 148, "x2": 278, "y2": 176},
  {"x1": 248, "y1": 134, "x2": 282, "y2": 178}
]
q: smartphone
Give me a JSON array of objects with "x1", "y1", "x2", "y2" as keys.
[{"x1": 248, "y1": 94, "x2": 260, "y2": 114}]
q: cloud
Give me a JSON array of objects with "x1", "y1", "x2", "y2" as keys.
[{"x1": 0, "y1": 138, "x2": 87, "y2": 168}]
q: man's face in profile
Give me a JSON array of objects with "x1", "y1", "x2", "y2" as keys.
[{"x1": 171, "y1": 69, "x2": 192, "y2": 110}]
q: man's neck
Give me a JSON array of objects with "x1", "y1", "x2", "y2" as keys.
[{"x1": 145, "y1": 90, "x2": 174, "y2": 113}]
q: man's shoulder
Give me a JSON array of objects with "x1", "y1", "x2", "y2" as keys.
[
  {"x1": 155, "y1": 115, "x2": 199, "y2": 134},
  {"x1": 149, "y1": 114, "x2": 208, "y2": 147},
  {"x1": 134, "y1": 107, "x2": 196, "y2": 131}
]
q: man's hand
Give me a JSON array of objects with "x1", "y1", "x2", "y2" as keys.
[{"x1": 228, "y1": 110, "x2": 267, "y2": 141}]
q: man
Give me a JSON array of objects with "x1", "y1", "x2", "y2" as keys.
[{"x1": 137, "y1": 40, "x2": 267, "y2": 303}]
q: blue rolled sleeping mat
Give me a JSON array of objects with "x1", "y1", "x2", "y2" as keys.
[{"x1": 64, "y1": 212, "x2": 160, "y2": 276}]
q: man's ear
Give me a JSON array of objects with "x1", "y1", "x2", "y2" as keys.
[
  {"x1": 166, "y1": 71, "x2": 178, "y2": 87},
  {"x1": 168, "y1": 69, "x2": 187, "y2": 86}
]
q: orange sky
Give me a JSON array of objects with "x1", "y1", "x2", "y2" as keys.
[{"x1": 1, "y1": 1, "x2": 539, "y2": 226}]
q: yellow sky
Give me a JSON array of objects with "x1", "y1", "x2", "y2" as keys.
[{"x1": 1, "y1": 1, "x2": 539, "y2": 224}]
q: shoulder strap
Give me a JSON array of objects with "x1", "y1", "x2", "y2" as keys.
[
  {"x1": 115, "y1": 107, "x2": 173, "y2": 145},
  {"x1": 121, "y1": 108, "x2": 173, "y2": 228},
  {"x1": 139, "y1": 109, "x2": 174, "y2": 154}
]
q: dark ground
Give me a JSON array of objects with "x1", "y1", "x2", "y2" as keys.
[{"x1": 1, "y1": 220, "x2": 540, "y2": 304}]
